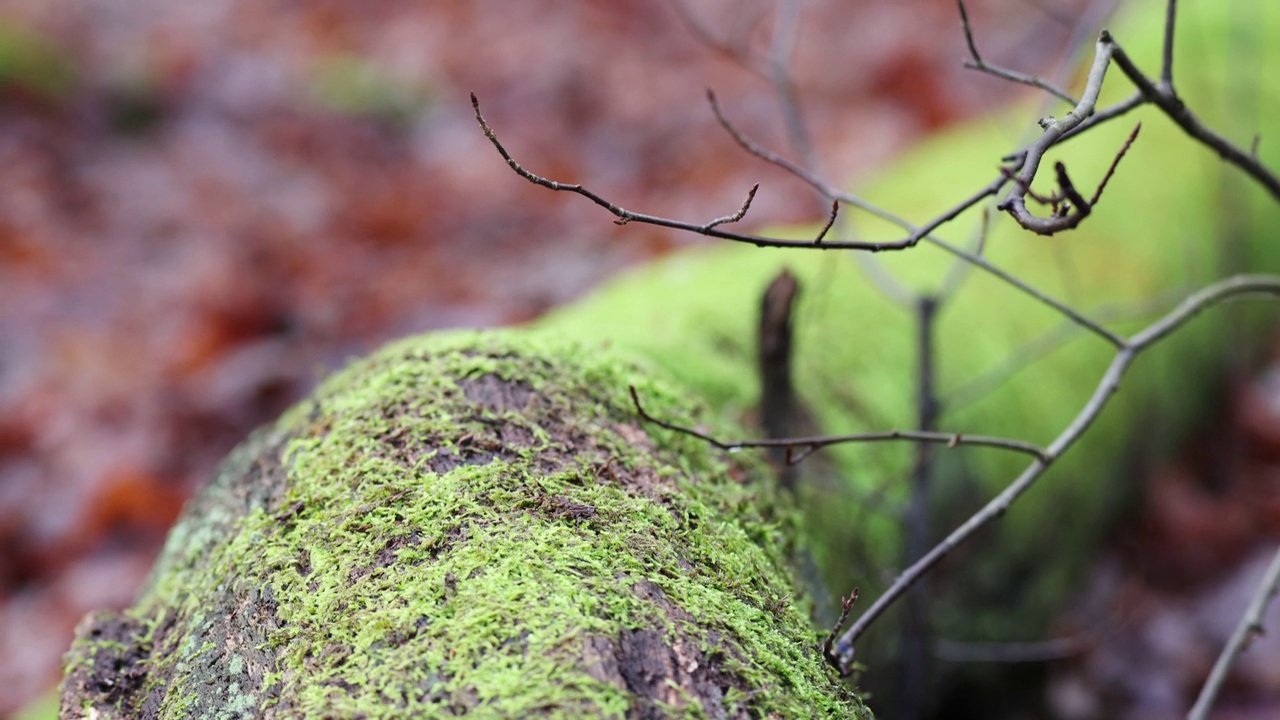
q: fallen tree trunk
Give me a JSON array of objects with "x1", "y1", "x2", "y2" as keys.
[{"x1": 60, "y1": 332, "x2": 867, "y2": 719}]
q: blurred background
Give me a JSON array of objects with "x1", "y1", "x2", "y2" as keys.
[{"x1": 11, "y1": 0, "x2": 1280, "y2": 718}]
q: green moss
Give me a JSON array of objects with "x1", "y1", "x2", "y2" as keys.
[{"x1": 77, "y1": 331, "x2": 864, "y2": 718}]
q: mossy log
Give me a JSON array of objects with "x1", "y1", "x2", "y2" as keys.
[{"x1": 60, "y1": 333, "x2": 867, "y2": 719}]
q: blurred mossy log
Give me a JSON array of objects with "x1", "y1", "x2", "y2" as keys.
[{"x1": 60, "y1": 333, "x2": 867, "y2": 719}]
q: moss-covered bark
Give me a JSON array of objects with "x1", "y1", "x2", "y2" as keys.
[{"x1": 60, "y1": 332, "x2": 867, "y2": 719}]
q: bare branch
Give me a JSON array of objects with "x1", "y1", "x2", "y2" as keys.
[
  {"x1": 1188, "y1": 543, "x2": 1280, "y2": 720},
  {"x1": 998, "y1": 32, "x2": 1117, "y2": 235},
  {"x1": 832, "y1": 274, "x2": 1280, "y2": 674},
  {"x1": 956, "y1": 0, "x2": 1078, "y2": 106},
  {"x1": 627, "y1": 386, "x2": 1050, "y2": 463},
  {"x1": 956, "y1": 0, "x2": 983, "y2": 64},
  {"x1": 472, "y1": 92, "x2": 925, "y2": 252},
  {"x1": 1052, "y1": 161, "x2": 1091, "y2": 219},
  {"x1": 937, "y1": 206, "x2": 990, "y2": 301},
  {"x1": 1102, "y1": 32, "x2": 1280, "y2": 202},
  {"x1": 932, "y1": 234, "x2": 1127, "y2": 348}
]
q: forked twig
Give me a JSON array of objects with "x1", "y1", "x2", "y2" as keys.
[
  {"x1": 472, "y1": 93, "x2": 921, "y2": 252},
  {"x1": 823, "y1": 588, "x2": 860, "y2": 673}
]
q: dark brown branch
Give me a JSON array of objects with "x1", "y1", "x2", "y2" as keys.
[
  {"x1": 1053, "y1": 161, "x2": 1091, "y2": 221},
  {"x1": 707, "y1": 90, "x2": 934, "y2": 228},
  {"x1": 472, "y1": 92, "x2": 921, "y2": 252},
  {"x1": 1090, "y1": 122, "x2": 1141, "y2": 207}
]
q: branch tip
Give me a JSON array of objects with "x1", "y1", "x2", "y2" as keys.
[{"x1": 813, "y1": 200, "x2": 839, "y2": 244}]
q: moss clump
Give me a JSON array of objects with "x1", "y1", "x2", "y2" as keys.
[{"x1": 60, "y1": 331, "x2": 867, "y2": 719}]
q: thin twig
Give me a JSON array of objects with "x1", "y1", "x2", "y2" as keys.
[
  {"x1": 814, "y1": 200, "x2": 839, "y2": 244},
  {"x1": 1052, "y1": 161, "x2": 1091, "y2": 219},
  {"x1": 1060, "y1": 91, "x2": 1147, "y2": 143},
  {"x1": 627, "y1": 386, "x2": 1050, "y2": 463},
  {"x1": 832, "y1": 275, "x2": 1280, "y2": 674},
  {"x1": 472, "y1": 92, "x2": 928, "y2": 252},
  {"x1": 823, "y1": 588, "x2": 860, "y2": 672},
  {"x1": 1090, "y1": 123, "x2": 1141, "y2": 207},
  {"x1": 956, "y1": 0, "x2": 1078, "y2": 106},
  {"x1": 1188, "y1": 544, "x2": 1280, "y2": 720},
  {"x1": 1003, "y1": 91, "x2": 1146, "y2": 161},
  {"x1": 700, "y1": 184, "x2": 759, "y2": 231}
]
